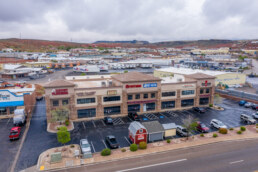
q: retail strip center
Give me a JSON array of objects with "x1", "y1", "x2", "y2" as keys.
[{"x1": 44, "y1": 72, "x2": 215, "y2": 123}]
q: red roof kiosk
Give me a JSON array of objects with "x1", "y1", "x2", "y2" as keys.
[{"x1": 128, "y1": 121, "x2": 147, "y2": 144}]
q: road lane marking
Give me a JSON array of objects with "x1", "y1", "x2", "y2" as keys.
[
  {"x1": 82, "y1": 122, "x2": 86, "y2": 129},
  {"x1": 102, "y1": 139, "x2": 107, "y2": 148},
  {"x1": 229, "y1": 160, "x2": 244, "y2": 164},
  {"x1": 124, "y1": 136, "x2": 131, "y2": 145},
  {"x1": 90, "y1": 141, "x2": 96, "y2": 153},
  {"x1": 92, "y1": 120, "x2": 96, "y2": 128},
  {"x1": 116, "y1": 159, "x2": 187, "y2": 172}
]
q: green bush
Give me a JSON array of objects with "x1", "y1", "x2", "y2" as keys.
[
  {"x1": 219, "y1": 128, "x2": 228, "y2": 134},
  {"x1": 65, "y1": 119, "x2": 69, "y2": 126},
  {"x1": 139, "y1": 142, "x2": 147, "y2": 149},
  {"x1": 213, "y1": 133, "x2": 218, "y2": 138},
  {"x1": 200, "y1": 133, "x2": 204, "y2": 137},
  {"x1": 130, "y1": 144, "x2": 138, "y2": 152},
  {"x1": 70, "y1": 144, "x2": 75, "y2": 148},
  {"x1": 229, "y1": 128, "x2": 234, "y2": 131},
  {"x1": 240, "y1": 126, "x2": 246, "y2": 131},
  {"x1": 167, "y1": 139, "x2": 171, "y2": 143},
  {"x1": 237, "y1": 130, "x2": 242, "y2": 134},
  {"x1": 121, "y1": 148, "x2": 126, "y2": 152},
  {"x1": 209, "y1": 104, "x2": 213, "y2": 107},
  {"x1": 256, "y1": 123, "x2": 258, "y2": 126},
  {"x1": 101, "y1": 148, "x2": 111, "y2": 156}
]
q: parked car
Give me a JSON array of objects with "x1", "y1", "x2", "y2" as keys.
[
  {"x1": 36, "y1": 96, "x2": 43, "y2": 101},
  {"x1": 128, "y1": 112, "x2": 140, "y2": 121},
  {"x1": 251, "y1": 104, "x2": 258, "y2": 110},
  {"x1": 196, "y1": 122, "x2": 209, "y2": 133},
  {"x1": 105, "y1": 135, "x2": 119, "y2": 149},
  {"x1": 244, "y1": 102, "x2": 253, "y2": 108},
  {"x1": 240, "y1": 114, "x2": 256, "y2": 124},
  {"x1": 252, "y1": 112, "x2": 258, "y2": 119},
  {"x1": 176, "y1": 125, "x2": 189, "y2": 137},
  {"x1": 210, "y1": 119, "x2": 227, "y2": 129},
  {"x1": 104, "y1": 117, "x2": 113, "y2": 125},
  {"x1": 239, "y1": 100, "x2": 247, "y2": 106},
  {"x1": 193, "y1": 107, "x2": 206, "y2": 113},
  {"x1": 13, "y1": 109, "x2": 26, "y2": 126},
  {"x1": 80, "y1": 139, "x2": 91, "y2": 154},
  {"x1": 5, "y1": 84, "x2": 15, "y2": 87},
  {"x1": 9, "y1": 127, "x2": 21, "y2": 140}
]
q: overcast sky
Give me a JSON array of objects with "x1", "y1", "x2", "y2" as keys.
[{"x1": 0, "y1": 0, "x2": 257, "y2": 43}]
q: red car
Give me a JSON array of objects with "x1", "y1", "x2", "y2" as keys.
[
  {"x1": 196, "y1": 122, "x2": 209, "y2": 133},
  {"x1": 9, "y1": 127, "x2": 21, "y2": 140}
]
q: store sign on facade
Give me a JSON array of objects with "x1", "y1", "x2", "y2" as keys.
[
  {"x1": 0, "y1": 90, "x2": 24, "y2": 105},
  {"x1": 107, "y1": 90, "x2": 117, "y2": 95},
  {"x1": 143, "y1": 83, "x2": 157, "y2": 88},
  {"x1": 52, "y1": 89, "x2": 68, "y2": 95},
  {"x1": 182, "y1": 84, "x2": 194, "y2": 88},
  {"x1": 76, "y1": 91, "x2": 95, "y2": 97},
  {"x1": 126, "y1": 84, "x2": 142, "y2": 88},
  {"x1": 0, "y1": 93, "x2": 11, "y2": 101},
  {"x1": 201, "y1": 80, "x2": 211, "y2": 87}
]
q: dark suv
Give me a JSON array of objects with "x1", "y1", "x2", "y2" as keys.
[
  {"x1": 128, "y1": 112, "x2": 140, "y2": 121},
  {"x1": 193, "y1": 107, "x2": 206, "y2": 113}
]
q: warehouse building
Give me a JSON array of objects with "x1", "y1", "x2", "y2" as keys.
[
  {"x1": 154, "y1": 67, "x2": 246, "y2": 87},
  {"x1": 44, "y1": 71, "x2": 215, "y2": 123}
]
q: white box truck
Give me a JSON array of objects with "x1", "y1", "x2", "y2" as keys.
[{"x1": 13, "y1": 109, "x2": 26, "y2": 126}]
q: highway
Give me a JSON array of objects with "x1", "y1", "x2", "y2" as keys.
[{"x1": 53, "y1": 138, "x2": 258, "y2": 172}]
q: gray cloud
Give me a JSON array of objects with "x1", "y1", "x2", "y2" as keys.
[{"x1": 0, "y1": 0, "x2": 257, "y2": 42}]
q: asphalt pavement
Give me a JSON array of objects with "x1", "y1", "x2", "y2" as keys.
[
  {"x1": 14, "y1": 97, "x2": 258, "y2": 172},
  {"x1": 54, "y1": 138, "x2": 258, "y2": 172}
]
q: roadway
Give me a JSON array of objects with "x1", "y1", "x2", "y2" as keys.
[{"x1": 53, "y1": 138, "x2": 258, "y2": 172}]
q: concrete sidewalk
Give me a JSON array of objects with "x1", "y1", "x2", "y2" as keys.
[{"x1": 28, "y1": 125, "x2": 258, "y2": 172}]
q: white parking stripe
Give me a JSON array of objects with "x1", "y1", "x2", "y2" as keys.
[
  {"x1": 82, "y1": 122, "x2": 86, "y2": 129},
  {"x1": 92, "y1": 120, "x2": 96, "y2": 128},
  {"x1": 116, "y1": 159, "x2": 187, "y2": 172},
  {"x1": 127, "y1": 117, "x2": 133, "y2": 122},
  {"x1": 90, "y1": 141, "x2": 96, "y2": 153},
  {"x1": 6, "y1": 118, "x2": 11, "y2": 125},
  {"x1": 124, "y1": 136, "x2": 131, "y2": 145},
  {"x1": 229, "y1": 160, "x2": 244, "y2": 164},
  {"x1": 102, "y1": 139, "x2": 107, "y2": 148},
  {"x1": 101, "y1": 120, "x2": 106, "y2": 126}
]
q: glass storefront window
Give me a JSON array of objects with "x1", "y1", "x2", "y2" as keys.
[
  {"x1": 135, "y1": 94, "x2": 140, "y2": 99},
  {"x1": 200, "y1": 89, "x2": 204, "y2": 94},
  {"x1": 128, "y1": 95, "x2": 133, "y2": 100},
  {"x1": 181, "y1": 99, "x2": 194, "y2": 107},
  {"x1": 206, "y1": 88, "x2": 210, "y2": 93},
  {"x1": 151, "y1": 93, "x2": 156, "y2": 98},
  {"x1": 146, "y1": 103, "x2": 155, "y2": 111},
  {"x1": 161, "y1": 101, "x2": 175, "y2": 109},
  {"x1": 77, "y1": 98, "x2": 95, "y2": 104},
  {"x1": 104, "y1": 106, "x2": 121, "y2": 115},
  {"x1": 77, "y1": 108, "x2": 96, "y2": 118},
  {"x1": 52, "y1": 100, "x2": 59, "y2": 107},
  {"x1": 103, "y1": 96, "x2": 120, "y2": 102},
  {"x1": 9, "y1": 106, "x2": 17, "y2": 114},
  {"x1": 144, "y1": 94, "x2": 148, "y2": 99},
  {"x1": 200, "y1": 98, "x2": 209, "y2": 105},
  {"x1": 0, "y1": 107, "x2": 7, "y2": 115},
  {"x1": 182, "y1": 90, "x2": 195, "y2": 95},
  {"x1": 128, "y1": 104, "x2": 140, "y2": 112},
  {"x1": 162, "y1": 92, "x2": 175, "y2": 97},
  {"x1": 62, "y1": 99, "x2": 69, "y2": 105}
]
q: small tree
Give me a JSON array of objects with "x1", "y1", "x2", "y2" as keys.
[
  {"x1": 51, "y1": 107, "x2": 70, "y2": 123},
  {"x1": 57, "y1": 126, "x2": 71, "y2": 145},
  {"x1": 182, "y1": 115, "x2": 198, "y2": 140}
]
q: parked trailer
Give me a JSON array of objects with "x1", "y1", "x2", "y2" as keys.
[{"x1": 73, "y1": 65, "x2": 100, "y2": 73}]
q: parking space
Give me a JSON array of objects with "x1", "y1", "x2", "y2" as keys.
[
  {"x1": 144, "y1": 113, "x2": 159, "y2": 120},
  {"x1": 0, "y1": 118, "x2": 25, "y2": 172},
  {"x1": 112, "y1": 117, "x2": 125, "y2": 125}
]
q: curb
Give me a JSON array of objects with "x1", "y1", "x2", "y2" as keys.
[
  {"x1": 47, "y1": 122, "x2": 74, "y2": 133},
  {"x1": 39, "y1": 133, "x2": 258, "y2": 172}
]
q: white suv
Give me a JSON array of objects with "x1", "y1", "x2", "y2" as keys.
[
  {"x1": 210, "y1": 119, "x2": 227, "y2": 129},
  {"x1": 240, "y1": 114, "x2": 256, "y2": 124}
]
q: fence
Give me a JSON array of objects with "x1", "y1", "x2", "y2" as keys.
[{"x1": 215, "y1": 89, "x2": 258, "y2": 102}]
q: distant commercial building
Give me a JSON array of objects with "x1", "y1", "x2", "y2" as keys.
[
  {"x1": 154, "y1": 67, "x2": 246, "y2": 87},
  {"x1": 44, "y1": 72, "x2": 215, "y2": 123}
]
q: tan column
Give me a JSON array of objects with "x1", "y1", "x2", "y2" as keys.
[
  {"x1": 121, "y1": 91, "x2": 128, "y2": 115},
  {"x1": 96, "y1": 95, "x2": 104, "y2": 117},
  {"x1": 175, "y1": 90, "x2": 181, "y2": 109},
  {"x1": 156, "y1": 89, "x2": 161, "y2": 111},
  {"x1": 69, "y1": 95, "x2": 77, "y2": 120}
]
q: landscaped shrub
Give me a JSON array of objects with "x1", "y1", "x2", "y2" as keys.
[
  {"x1": 229, "y1": 128, "x2": 234, "y2": 131},
  {"x1": 65, "y1": 119, "x2": 69, "y2": 126},
  {"x1": 240, "y1": 126, "x2": 246, "y2": 131},
  {"x1": 200, "y1": 133, "x2": 204, "y2": 137},
  {"x1": 121, "y1": 148, "x2": 126, "y2": 152},
  {"x1": 213, "y1": 133, "x2": 218, "y2": 138},
  {"x1": 101, "y1": 148, "x2": 111, "y2": 156},
  {"x1": 209, "y1": 104, "x2": 213, "y2": 107},
  {"x1": 70, "y1": 144, "x2": 75, "y2": 148},
  {"x1": 237, "y1": 130, "x2": 242, "y2": 134},
  {"x1": 256, "y1": 123, "x2": 258, "y2": 126},
  {"x1": 219, "y1": 128, "x2": 228, "y2": 134},
  {"x1": 167, "y1": 139, "x2": 171, "y2": 143},
  {"x1": 139, "y1": 142, "x2": 147, "y2": 149},
  {"x1": 130, "y1": 144, "x2": 138, "y2": 152}
]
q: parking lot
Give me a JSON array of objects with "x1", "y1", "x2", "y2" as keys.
[
  {"x1": 0, "y1": 118, "x2": 25, "y2": 172},
  {"x1": 14, "y1": 98, "x2": 257, "y2": 171},
  {"x1": 70, "y1": 98, "x2": 257, "y2": 153}
]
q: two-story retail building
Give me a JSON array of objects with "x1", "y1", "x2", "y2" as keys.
[{"x1": 44, "y1": 72, "x2": 215, "y2": 123}]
